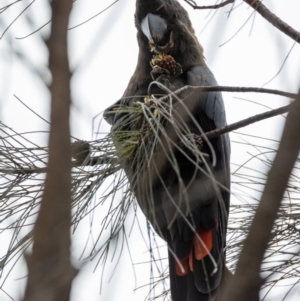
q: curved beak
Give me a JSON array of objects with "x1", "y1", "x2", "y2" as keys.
[{"x1": 141, "y1": 13, "x2": 167, "y2": 44}]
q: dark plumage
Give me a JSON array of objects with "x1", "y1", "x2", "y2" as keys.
[{"x1": 104, "y1": 1, "x2": 230, "y2": 300}]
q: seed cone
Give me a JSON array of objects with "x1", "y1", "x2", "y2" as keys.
[{"x1": 150, "y1": 54, "x2": 177, "y2": 75}]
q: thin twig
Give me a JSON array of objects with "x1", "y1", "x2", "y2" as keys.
[
  {"x1": 222, "y1": 89, "x2": 300, "y2": 301},
  {"x1": 0, "y1": 104, "x2": 290, "y2": 174},
  {"x1": 0, "y1": 0, "x2": 21, "y2": 13},
  {"x1": 67, "y1": 0, "x2": 119, "y2": 30},
  {"x1": 15, "y1": 0, "x2": 118, "y2": 39},
  {"x1": 184, "y1": 0, "x2": 300, "y2": 44},
  {"x1": 204, "y1": 104, "x2": 290, "y2": 139},
  {"x1": 159, "y1": 85, "x2": 297, "y2": 103},
  {"x1": 244, "y1": 0, "x2": 300, "y2": 44},
  {"x1": 0, "y1": 0, "x2": 35, "y2": 40},
  {"x1": 184, "y1": 0, "x2": 234, "y2": 10}
]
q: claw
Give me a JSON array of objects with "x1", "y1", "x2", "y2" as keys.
[
  {"x1": 151, "y1": 65, "x2": 170, "y2": 81},
  {"x1": 156, "y1": 74, "x2": 175, "y2": 90},
  {"x1": 174, "y1": 63, "x2": 183, "y2": 77}
]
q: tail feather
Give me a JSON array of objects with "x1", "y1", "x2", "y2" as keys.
[
  {"x1": 169, "y1": 252, "x2": 188, "y2": 301},
  {"x1": 193, "y1": 229, "x2": 222, "y2": 293},
  {"x1": 188, "y1": 272, "x2": 219, "y2": 301},
  {"x1": 168, "y1": 227, "x2": 223, "y2": 301}
]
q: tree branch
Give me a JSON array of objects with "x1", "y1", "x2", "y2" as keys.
[
  {"x1": 184, "y1": 0, "x2": 300, "y2": 44},
  {"x1": 1, "y1": 103, "x2": 291, "y2": 176},
  {"x1": 159, "y1": 85, "x2": 297, "y2": 103},
  {"x1": 23, "y1": 0, "x2": 77, "y2": 300},
  {"x1": 184, "y1": 0, "x2": 234, "y2": 10},
  {"x1": 244, "y1": 0, "x2": 300, "y2": 44},
  {"x1": 204, "y1": 103, "x2": 290, "y2": 139},
  {"x1": 222, "y1": 88, "x2": 300, "y2": 301}
]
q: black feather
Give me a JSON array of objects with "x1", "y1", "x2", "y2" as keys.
[{"x1": 104, "y1": 1, "x2": 230, "y2": 300}]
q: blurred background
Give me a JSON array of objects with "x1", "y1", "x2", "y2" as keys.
[{"x1": 1, "y1": 0, "x2": 300, "y2": 300}]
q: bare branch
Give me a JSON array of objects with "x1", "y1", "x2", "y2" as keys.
[
  {"x1": 23, "y1": 0, "x2": 77, "y2": 300},
  {"x1": 184, "y1": 1, "x2": 300, "y2": 44},
  {"x1": 158, "y1": 85, "x2": 297, "y2": 103},
  {"x1": 184, "y1": 0, "x2": 234, "y2": 10},
  {"x1": 244, "y1": 0, "x2": 300, "y2": 44},
  {"x1": 222, "y1": 89, "x2": 300, "y2": 301},
  {"x1": 1, "y1": 102, "x2": 290, "y2": 176},
  {"x1": 204, "y1": 104, "x2": 290, "y2": 139},
  {"x1": 0, "y1": 0, "x2": 22, "y2": 13},
  {"x1": 15, "y1": 20, "x2": 51, "y2": 40},
  {"x1": 68, "y1": 0, "x2": 119, "y2": 30},
  {"x1": 0, "y1": 0, "x2": 36, "y2": 40},
  {"x1": 15, "y1": 0, "x2": 119, "y2": 39}
]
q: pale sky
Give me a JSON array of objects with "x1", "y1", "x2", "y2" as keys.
[{"x1": 1, "y1": 0, "x2": 300, "y2": 300}]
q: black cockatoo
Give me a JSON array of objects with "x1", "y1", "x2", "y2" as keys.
[{"x1": 104, "y1": 1, "x2": 230, "y2": 300}]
